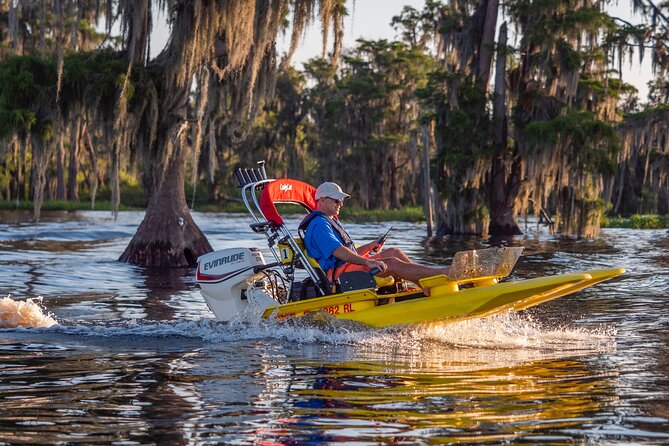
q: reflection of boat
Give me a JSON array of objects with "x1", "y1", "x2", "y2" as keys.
[{"x1": 196, "y1": 163, "x2": 624, "y2": 328}]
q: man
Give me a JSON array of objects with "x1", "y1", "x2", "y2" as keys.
[{"x1": 301, "y1": 182, "x2": 450, "y2": 292}]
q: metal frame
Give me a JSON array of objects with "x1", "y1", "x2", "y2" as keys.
[{"x1": 235, "y1": 166, "x2": 326, "y2": 296}]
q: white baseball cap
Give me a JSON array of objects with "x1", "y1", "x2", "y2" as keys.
[{"x1": 315, "y1": 182, "x2": 350, "y2": 200}]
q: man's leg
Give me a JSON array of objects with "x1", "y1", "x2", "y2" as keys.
[
  {"x1": 377, "y1": 247, "x2": 412, "y2": 264},
  {"x1": 380, "y1": 257, "x2": 450, "y2": 285}
]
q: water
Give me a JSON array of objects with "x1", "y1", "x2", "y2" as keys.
[{"x1": 1, "y1": 210, "x2": 668, "y2": 444}]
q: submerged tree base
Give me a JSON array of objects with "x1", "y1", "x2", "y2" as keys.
[
  {"x1": 489, "y1": 221, "x2": 523, "y2": 236},
  {"x1": 119, "y1": 211, "x2": 212, "y2": 267}
]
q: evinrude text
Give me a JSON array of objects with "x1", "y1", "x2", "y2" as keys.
[{"x1": 203, "y1": 252, "x2": 245, "y2": 271}]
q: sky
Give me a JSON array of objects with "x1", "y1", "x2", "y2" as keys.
[{"x1": 151, "y1": 0, "x2": 654, "y2": 100}]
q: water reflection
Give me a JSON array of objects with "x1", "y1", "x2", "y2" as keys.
[
  {"x1": 241, "y1": 340, "x2": 617, "y2": 444},
  {"x1": 135, "y1": 267, "x2": 194, "y2": 321}
]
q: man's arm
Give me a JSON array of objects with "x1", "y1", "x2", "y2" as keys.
[
  {"x1": 356, "y1": 240, "x2": 384, "y2": 255},
  {"x1": 332, "y1": 246, "x2": 387, "y2": 273}
]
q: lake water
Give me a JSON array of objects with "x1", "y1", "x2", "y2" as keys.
[{"x1": 0, "y1": 210, "x2": 668, "y2": 444}]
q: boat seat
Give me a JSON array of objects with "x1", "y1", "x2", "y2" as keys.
[
  {"x1": 277, "y1": 238, "x2": 322, "y2": 270},
  {"x1": 277, "y1": 238, "x2": 394, "y2": 290}
]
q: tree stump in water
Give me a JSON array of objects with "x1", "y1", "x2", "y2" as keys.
[
  {"x1": 120, "y1": 209, "x2": 212, "y2": 267},
  {"x1": 119, "y1": 145, "x2": 213, "y2": 267}
]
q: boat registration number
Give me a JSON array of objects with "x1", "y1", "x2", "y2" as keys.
[
  {"x1": 322, "y1": 303, "x2": 353, "y2": 315},
  {"x1": 276, "y1": 303, "x2": 355, "y2": 320}
]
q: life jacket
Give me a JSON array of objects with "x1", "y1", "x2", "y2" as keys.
[
  {"x1": 298, "y1": 210, "x2": 358, "y2": 283},
  {"x1": 298, "y1": 211, "x2": 356, "y2": 252}
]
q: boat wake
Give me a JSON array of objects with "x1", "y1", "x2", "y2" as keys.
[
  {"x1": 1, "y1": 297, "x2": 615, "y2": 365},
  {"x1": 405, "y1": 313, "x2": 617, "y2": 350},
  {"x1": 0, "y1": 296, "x2": 57, "y2": 328},
  {"x1": 353, "y1": 313, "x2": 617, "y2": 369}
]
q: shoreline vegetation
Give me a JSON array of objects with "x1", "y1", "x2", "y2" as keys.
[
  {"x1": 0, "y1": 199, "x2": 426, "y2": 223},
  {"x1": 2, "y1": 199, "x2": 667, "y2": 229}
]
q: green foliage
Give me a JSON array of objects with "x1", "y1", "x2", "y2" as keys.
[
  {"x1": 438, "y1": 7, "x2": 471, "y2": 34},
  {"x1": 622, "y1": 103, "x2": 669, "y2": 121},
  {"x1": 512, "y1": 2, "x2": 613, "y2": 43},
  {"x1": 0, "y1": 56, "x2": 56, "y2": 108},
  {"x1": 62, "y1": 50, "x2": 127, "y2": 96},
  {"x1": 420, "y1": 72, "x2": 492, "y2": 197},
  {"x1": 391, "y1": 1, "x2": 442, "y2": 50},
  {"x1": 0, "y1": 200, "x2": 142, "y2": 211},
  {"x1": 40, "y1": 119, "x2": 55, "y2": 142},
  {"x1": 522, "y1": 111, "x2": 618, "y2": 173},
  {"x1": 0, "y1": 56, "x2": 56, "y2": 138},
  {"x1": 0, "y1": 0, "x2": 663, "y2": 236},
  {"x1": 567, "y1": 6, "x2": 615, "y2": 32},
  {"x1": 601, "y1": 214, "x2": 669, "y2": 229},
  {"x1": 579, "y1": 75, "x2": 637, "y2": 101},
  {"x1": 60, "y1": 50, "x2": 129, "y2": 118},
  {"x1": 0, "y1": 198, "x2": 427, "y2": 222},
  {"x1": 555, "y1": 38, "x2": 582, "y2": 71},
  {"x1": 0, "y1": 109, "x2": 37, "y2": 138},
  {"x1": 302, "y1": 58, "x2": 337, "y2": 84},
  {"x1": 300, "y1": 37, "x2": 434, "y2": 208},
  {"x1": 0, "y1": 51, "x2": 127, "y2": 141},
  {"x1": 115, "y1": 73, "x2": 135, "y2": 102}
]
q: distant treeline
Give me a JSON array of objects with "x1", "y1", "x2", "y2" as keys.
[{"x1": 1, "y1": 1, "x2": 668, "y2": 240}]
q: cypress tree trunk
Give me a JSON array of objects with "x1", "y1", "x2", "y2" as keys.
[
  {"x1": 82, "y1": 123, "x2": 98, "y2": 208},
  {"x1": 487, "y1": 22, "x2": 522, "y2": 236},
  {"x1": 421, "y1": 125, "x2": 434, "y2": 236},
  {"x1": 477, "y1": 0, "x2": 499, "y2": 89},
  {"x1": 17, "y1": 137, "x2": 27, "y2": 201},
  {"x1": 555, "y1": 186, "x2": 602, "y2": 239},
  {"x1": 119, "y1": 130, "x2": 212, "y2": 266},
  {"x1": 436, "y1": 190, "x2": 490, "y2": 236},
  {"x1": 119, "y1": 85, "x2": 212, "y2": 267},
  {"x1": 390, "y1": 150, "x2": 402, "y2": 209},
  {"x1": 67, "y1": 115, "x2": 81, "y2": 201},
  {"x1": 56, "y1": 132, "x2": 67, "y2": 200},
  {"x1": 488, "y1": 155, "x2": 522, "y2": 235}
]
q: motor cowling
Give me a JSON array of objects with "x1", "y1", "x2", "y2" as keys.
[{"x1": 196, "y1": 247, "x2": 268, "y2": 321}]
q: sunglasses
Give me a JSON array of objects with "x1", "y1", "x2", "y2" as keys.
[{"x1": 326, "y1": 197, "x2": 344, "y2": 205}]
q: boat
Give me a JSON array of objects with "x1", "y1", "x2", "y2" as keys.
[{"x1": 196, "y1": 162, "x2": 624, "y2": 328}]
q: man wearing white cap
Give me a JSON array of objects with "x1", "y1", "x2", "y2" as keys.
[{"x1": 300, "y1": 182, "x2": 450, "y2": 293}]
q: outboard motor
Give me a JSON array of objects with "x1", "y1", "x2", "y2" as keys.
[{"x1": 196, "y1": 248, "x2": 276, "y2": 321}]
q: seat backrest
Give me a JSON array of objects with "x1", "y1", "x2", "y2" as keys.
[
  {"x1": 278, "y1": 238, "x2": 335, "y2": 295},
  {"x1": 277, "y1": 238, "x2": 321, "y2": 270},
  {"x1": 259, "y1": 179, "x2": 317, "y2": 225}
]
